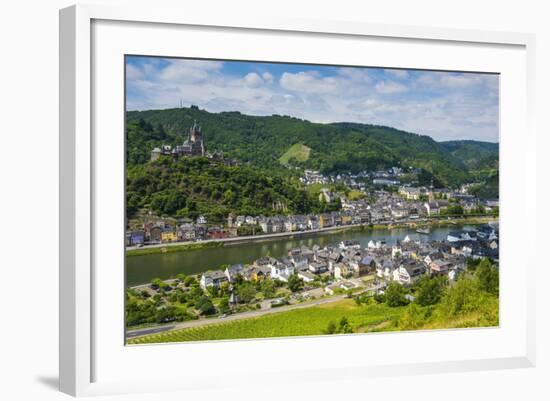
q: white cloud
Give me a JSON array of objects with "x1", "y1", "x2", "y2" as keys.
[
  {"x1": 244, "y1": 72, "x2": 264, "y2": 88},
  {"x1": 280, "y1": 71, "x2": 338, "y2": 94},
  {"x1": 375, "y1": 81, "x2": 408, "y2": 94},
  {"x1": 384, "y1": 69, "x2": 409, "y2": 79},
  {"x1": 439, "y1": 74, "x2": 482, "y2": 88},
  {"x1": 262, "y1": 72, "x2": 274, "y2": 83},
  {"x1": 159, "y1": 59, "x2": 223, "y2": 83},
  {"x1": 126, "y1": 64, "x2": 144, "y2": 80}
]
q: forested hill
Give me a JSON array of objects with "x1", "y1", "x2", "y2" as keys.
[
  {"x1": 440, "y1": 140, "x2": 499, "y2": 170},
  {"x1": 126, "y1": 106, "x2": 498, "y2": 188}
]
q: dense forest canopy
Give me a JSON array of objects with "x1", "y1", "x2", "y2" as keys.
[{"x1": 126, "y1": 156, "x2": 340, "y2": 222}]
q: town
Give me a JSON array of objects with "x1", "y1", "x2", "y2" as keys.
[
  {"x1": 126, "y1": 184, "x2": 498, "y2": 248},
  {"x1": 126, "y1": 223, "x2": 499, "y2": 337}
]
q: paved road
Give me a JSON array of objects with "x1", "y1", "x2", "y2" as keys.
[
  {"x1": 126, "y1": 325, "x2": 177, "y2": 338},
  {"x1": 126, "y1": 294, "x2": 349, "y2": 339}
]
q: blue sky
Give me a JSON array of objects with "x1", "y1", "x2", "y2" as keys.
[{"x1": 126, "y1": 56, "x2": 499, "y2": 143}]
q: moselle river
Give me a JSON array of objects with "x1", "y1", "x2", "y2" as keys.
[{"x1": 126, "y1": 225, "x2": 481, "y2": 286}]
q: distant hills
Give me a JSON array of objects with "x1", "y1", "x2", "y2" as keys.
[
  {"x1": 126, "y1": 106, "x2": 499, "y2": 188},
  {"x1": 440, "y1": 140, "x2": 499, "y2": 170}
]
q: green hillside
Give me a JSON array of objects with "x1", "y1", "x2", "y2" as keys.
[
  {"x1": 126, "y1": 106, "x2": 498, "y2": 188},
  {"x1": 440, "y1": 140, "x2": 499, "y2": 170},
  {"x1": 279, "y1": 143, "x2": 311, "y2": 165},
  {"x1": 126, "y1": 155, "x2": 336, "y2": 222}
]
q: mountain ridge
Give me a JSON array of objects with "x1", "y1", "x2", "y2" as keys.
[{"x1": 126, "y1": 106, "x2": 498, "y2": 188}]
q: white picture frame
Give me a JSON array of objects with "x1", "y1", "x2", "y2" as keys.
[{"x1": 59, "y1": 4, "x2": 536, "y2": 397}]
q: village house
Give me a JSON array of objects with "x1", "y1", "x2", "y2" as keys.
[
  {"x1": 393, "y1": 261, "x2": 427, "y2": 285},
  {"x1": 307, "y1": 216, "x2": 320, "y2": 230},
  {"x1": 146, "y1": 225, "x2": 162, "y2": 243},
  {"x1": 429, "y1": 259, "x2": 452, "y2": 275},
  {"x1": 399, "y1": 186, "x2": 424, "y2": 200},
  {"x1": 207, "y1": 226, "x2": 226, "y2": 239},
  {"x1": 224, "y1": 264, "x2": 244, "y2": 282},
  {"x1": 297, "y1": 270, "x2": 316, "y2": 283},
  {"x1": 319, "y1": 213, "x2": 334, "y2": 228},
  {"x1": 161, "y1": 228, "x2": 178, "y2": 243},
  {"x1": 309, "y1": 261, "x2": 329, "y2": 274},
  {"x1": 126, "y1": 230, "x2": 145, "y2": 246},
  {"x1": 243, "y1": 265, "x2": 271, "y2": 281},
  {"x1": 200, "y1": 270, "x2": 229, "y2": 289},
  {"x1": 424, "y1": 201, "x2": 441, "y2": 216},
  {"x1": 177, "y1": 223, "x2": 196, "y2": 241},
  {"x1": 271, "y1": 263, "x2": 295, "y2": 282}
]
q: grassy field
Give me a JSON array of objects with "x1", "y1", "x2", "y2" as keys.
[
  {"x1": 279, "y1": 143, "x2": 311, "y2": 165},
  {"x1": 128, "y1": 300, "x2": 408, "y2": 344}
]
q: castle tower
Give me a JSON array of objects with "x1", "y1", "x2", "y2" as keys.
[{"x1": 189, "y1": 120, "x2": 202, "y2": 143}]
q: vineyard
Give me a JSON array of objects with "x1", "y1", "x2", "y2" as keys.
[{"x1": 128, "y1": 300, "x2": 408, "y2": 344}]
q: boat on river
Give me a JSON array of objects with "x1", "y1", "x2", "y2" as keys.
[{"x1": 416, "y1": 228, "x2": 430, "y2": 235}]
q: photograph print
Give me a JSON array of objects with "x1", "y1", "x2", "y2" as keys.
[{"x1": 124, "y1": 56, "x2": 499, "y2": 344}]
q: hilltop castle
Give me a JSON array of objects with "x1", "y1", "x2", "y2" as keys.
[{"x1": 151, "y1": 121, "x2": 206, "y2": 161}]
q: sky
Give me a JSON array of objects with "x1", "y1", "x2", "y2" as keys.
[{"x1": 126, "y1": 56, "x2": 499, "y2": 143}]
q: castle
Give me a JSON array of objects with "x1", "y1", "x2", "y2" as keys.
[{"x1": 151, "y1": 121, "x2": 206, "y2": 161}]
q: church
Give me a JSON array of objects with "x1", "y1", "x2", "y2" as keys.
[{"x1": 151, "y1": 121, "x2": 206, "y2": 161}]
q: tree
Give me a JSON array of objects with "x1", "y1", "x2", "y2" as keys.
[
  {"x1": 207, "y1": 285, "x2": 220, "y2": 298},
  {"x1": 476, "y1": 258, "x2": 499, "y2": 295},
  {"x1": 416, "y1": 275, "x2": 447, "y2": 306},
  {"x1": 287, "y1": 274, "x2": 304, "y2": 293},
  {"x1": 399, "y1": 303, "x2": 424, "y2": 330},
  {"x1": 385, "y1": 282, "x2": 409, "y2": 307},
  {"x1": 155, "y1": 306, "x2": 177, "y2": 323},
  {"x1": 338, "y1": 316, "x2": 353, "y2": 334},
  {"x1": 442, "y1": 204, "x2": 464, "y2": 216},
  {"x1": 326, "y1": 321, "x2": 337, "y2": 334},
  {"x1": 219, "y1": 281, "x2": 230, "y2": 297},
  {"x1": 261, "y1": 279, "x2": 277, "y2": 299},
  {"x1": 195, "y1": 296, "x2": 215, "y2": 315},
  {"x1": 183, "y1": 276, "x2": 197, "y2": 287},
  {"x1": 236, "y1": 282, "x2": 257, "y2": 303},
  {"x1": 217, "y1": 297, "x2": 230, "y2": 314},
  {"x1": 438, "y1": 275, "x2": 484, "y2": 318},
  {"x1": 374, "y1": 292, "x2": 386, "y2": 304},
  {"x1": 150, "y1": 278, "x2": 164, "y2": 289}
]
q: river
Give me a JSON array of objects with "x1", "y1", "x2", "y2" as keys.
[{"x1": 126, "y1": 224, "x2": 480, "y2": 286}]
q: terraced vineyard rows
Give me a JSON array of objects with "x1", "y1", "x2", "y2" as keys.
[{"x1": 128, "y1": 300, "x2": 408, "y2": 344}]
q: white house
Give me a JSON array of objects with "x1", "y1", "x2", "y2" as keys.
[
  {"x1": 200, "y1": 270, "x2": 228, "y2": 290},
  {"x1": 270, "y1": 263, "x2": 295, "y2": 282},
  {"x1": 297, "y1": 271, "x2": 315, "y2": 283},
  {"x1": 392, "y1": 263, "x2": 426, "y2": 285}
]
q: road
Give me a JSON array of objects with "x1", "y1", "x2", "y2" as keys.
[{"x1": 126, "y1": 293, "x2": 349, "y2": 339}]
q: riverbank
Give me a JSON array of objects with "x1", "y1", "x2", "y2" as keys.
[
  {"x1": 126, "y1": 241, "x2": 223, "y2": 257},
  {"x1": 126, "y1": 215, "x2": 496, "y2": 257}
]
